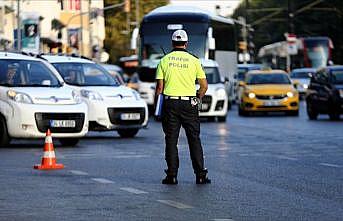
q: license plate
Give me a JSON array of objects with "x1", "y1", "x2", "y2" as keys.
[
  {"x1": 120, "y1": 113, "x2": 140, "y2": 120},
  {"x1": 264, "y1": 101, "x2": 280, "y2": 106},
  {"x1": 201, "y1": 103, "x2": 209, "y2": 110},
  {"x1": 50, "y1": 120, "x2": 76, "y2": 128}
]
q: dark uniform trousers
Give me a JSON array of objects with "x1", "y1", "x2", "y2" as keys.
[{"x1": 162, "y1": 98, "x2": 205, "y2": 176}]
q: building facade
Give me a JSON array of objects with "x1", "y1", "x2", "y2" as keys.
[{"x1": 0, "y1": 0, "x2": 105, "y2": 58}]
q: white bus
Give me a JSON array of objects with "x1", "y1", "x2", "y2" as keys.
[{"x1": 131, "y1": 5, "x2": 237, "y2": 108}]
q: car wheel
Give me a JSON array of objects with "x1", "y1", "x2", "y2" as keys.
[
  {"x1": 306, "y1": 102, "x2": 318, "y2": 120},
  {"x1": 217, "y1": 116, "x2": 227, "y2": 122},
  {"x1": 287, "y1": 110, "x2": 299, "y2": 116},
  {"x1": 238, "y1": 107, "x2": 248, "y2": 116},
  {"x1": 118, "y1": 129, "x2": 139, "y2": 138},
  {"x1": 0, "y1": 116, "x2": 10, "y2": 147},
  {"x1": 329, "y1": 112, "x2": 340, "y2": 121},
  {"x1": 59, "y1": 138, "x2": 79, "y2": 147}
]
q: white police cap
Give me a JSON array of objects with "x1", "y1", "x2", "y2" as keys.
[{"x1": 172, "y1": 30, "x2": 188, "y2": 42}]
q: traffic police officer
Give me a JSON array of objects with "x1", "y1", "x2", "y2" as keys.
[{"x1": 155, "y1": 29, "x2": 211, "y2": 185}]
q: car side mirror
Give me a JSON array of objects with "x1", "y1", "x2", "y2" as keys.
[{"x1": 224, "y1": 77, "x2": 229, "y2": 83}]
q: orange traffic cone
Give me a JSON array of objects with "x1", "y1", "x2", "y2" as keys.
[{"x1": 34, "y1": 129, "x2": 64, "y2": 170}]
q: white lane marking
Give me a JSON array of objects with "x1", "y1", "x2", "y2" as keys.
[
  {"x1": 276, "y1": 155, "x2": 298, "y2": 161},
  {"x1": 120, "y1": 187, "x2": 148, "y2": 195},
  {"x1": 212, "y1": 219, "x2": 234, "y2": 221},
  {"x1": 91, "y1": 178, "x2": 115, "y2": 184},
  {"x1": 319, "y1": 163, "x2": 342, "y2": 168},
  {"x1": 157, "y1": 200, "x2": 193, "y2": 209},
  {"x1": 69, "y1": 170, "x2": 89, "y2": 176}
]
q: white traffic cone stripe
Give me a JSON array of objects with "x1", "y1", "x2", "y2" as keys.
[
  {"x1": 45, "y1": 136, "x2": 52, "y2": 144},
  {"x1": 43, "y1": 151, "x2": 56, "y2": 158}
]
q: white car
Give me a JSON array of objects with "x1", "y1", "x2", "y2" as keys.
[
  {"x1": 290, "y1": 68, "x2": 315, "y2": 96},
  {"x1": 199, "y1": 59, "x2": 229, "y2": 122},
  {"x1": 42, "y1": 55, "x2": 148, "y2": 138},
  {"x1": 0, "y1": 52, "x2": 88, "y2": 146}
]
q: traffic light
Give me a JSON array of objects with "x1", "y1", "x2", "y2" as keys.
[{"x1": 124, "y1": 0, "x2": 130, "y2": 13}]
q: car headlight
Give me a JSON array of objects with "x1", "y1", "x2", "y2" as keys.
[
  {"x1": 247, "y1": 92, "x2": 255, "y2": 99},
  {"x1": 72, "y1": 90, "x2": 82, "y2": 104},
  {"x1": 7, "y1": 90, "x2": 33, "y2": 104},
  {"x1": 132, "y1": 90, "x2": 141, "y2": 100},
  {"x1": 80, "y1": 90, "x2": 103, "y2": 101},
  {"x1": 303, "y1": 84, "x2": 308, "y2": 89},
  {"x1": 287, "y1": 91, "x2": 294, "y2": 98},
  {"x1": 339, "y1": 89, "x2": 343, "y2": 98},
  {"x1": 215, "y1": 88, "x2": 227, "y2": 98}
]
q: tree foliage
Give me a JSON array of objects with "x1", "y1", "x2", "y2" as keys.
[
  {"x1": 104, "y1": 0, "x2": 168, "y2": 64},
  {"x1": 232, "y1": 0, "x2": 343, "y2": 64}
]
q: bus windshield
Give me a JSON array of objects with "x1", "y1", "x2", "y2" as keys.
[
  {"x1": 246, "y1": 73, "x2": 291, "y2": 85},
  {"x1": 304, "y1": 39, "x2": 329, "y2": 68},
  {"x1": 140, "y1": 22, "x2": 207, "y2": 59}
]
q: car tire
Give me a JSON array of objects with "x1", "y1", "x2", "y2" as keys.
[
  {"x1": 238, "y1": 107, "x2": 248, "y2": 116},
  {"x1": 306, "y1": 102, "x2": 318, "y2": 120},
  {"x1": 0, "y1": 115, "x2": 10, "y2": 147},
  {"x1": 59, "y1": 138, "x2": 79, "y2": 147},
  {"x1": 217, "y1": 116, "x2": 227, "y2": 122},
  {"x1": 329, "y1": 112, "x2": 340, "y2": 121},
  {"x1": 118, "y1": 129, "x2": 139, "y2": 138},
  {"x1": 287, "y1": 110, "x2": 299, "y2": 116}
]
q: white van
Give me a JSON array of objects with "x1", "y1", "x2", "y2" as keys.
[
  {"x1": 42, "y1": 55, "x2": 148, "y2": 138},
  {"x1": 0, "y1": 52, "x2": 88, "y2": 146}
]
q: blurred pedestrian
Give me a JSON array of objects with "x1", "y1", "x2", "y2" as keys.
[{"x1": 155, "y1": 29, "x2": 210, "y2": 185}]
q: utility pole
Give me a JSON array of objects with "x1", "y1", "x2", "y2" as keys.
[
  {"x1": 80, "y1": 0, "x2": 84, "y2": 56},
  {"x1": 17, "y1": 0, "x2": 21, "y2": 50},
  {"x1": 135, "y1": 0, "x2": 139, "y2": 29},
  {"x1": 288, "y1": 0, "x2": 295, "y2": 34},
  {"x1": 88, "y1": 0, "x2": 93, "y2": 57}
]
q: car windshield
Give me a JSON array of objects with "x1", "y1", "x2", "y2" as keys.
[
  {"x1": 204, "y1": 67, "x2": 221, "y2": 84},
  {"x1": 52, "y1": 62, "x2": 119, "y2": 86},
  {"x1": 246, "y1": 73, "x2": 291, "y2": 85},
  {"x1": 290, "y1": 71, "x2": 313, "y2": 79},
  {"x1": 331, "y1": 70, "x2": 343, "y2": 84},
  {"x1": 0, "y1": 59, "x2": 61, "y2": 87},
  {"x1": 237, "y1": 68, "x2": 248, "y2": 81}
]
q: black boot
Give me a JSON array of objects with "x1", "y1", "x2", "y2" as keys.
[
  {"x1": 162, "y1": 170, "x2": 178, "y2": 185},
  {"x1": 196, "y1": 169, "x2": 211, "y2": 184}
]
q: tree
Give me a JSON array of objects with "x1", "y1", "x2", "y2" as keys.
[
  {"x1": 104, "y1": 0, "x2": 168, "y2": 64},
  {"x1": 232, "y1": 0, "x2": 343, "y2": 64}
]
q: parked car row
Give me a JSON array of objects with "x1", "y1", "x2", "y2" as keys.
[{"x1": 0, "y1": 52, "x2": 148, "y2": 147}]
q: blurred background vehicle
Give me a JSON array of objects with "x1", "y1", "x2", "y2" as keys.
[
  {"x1": 119, "y1": 55, "x2": 140, "y2": 91},
  {"x1": 258, "y1": 37, "x2": 334, "y2": 71},
  {"x1": 42, "y1": 55, "x2": 148, "y2": 138},
  {"x1": 0, "y1": 52, "x2": 88, "y2": 147},
  {"x1": 238, "y1": 70, "x2": 299, "y2": 116},
  {"x1": 290, "y1": 68, "x2": 316, "y2": 98},
  {"x1": 198, "y1": 59, "x2": 229, "y2": 122},
  {"x1": 100, "y1": 63, "x2": 125, "y2": 85},
  {"x1": 306, "y1": 65, "x2": 343, "y2": 120}
]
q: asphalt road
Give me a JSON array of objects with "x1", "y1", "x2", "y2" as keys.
[{"x1": 0, "y1": 102, "x2": 342, "y2": 221}]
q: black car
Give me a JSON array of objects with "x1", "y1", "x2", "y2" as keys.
[{"x1": 306, "y1": 66, "x2": 343, "y2": 120}]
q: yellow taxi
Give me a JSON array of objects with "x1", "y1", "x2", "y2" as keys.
[{"x1": 238, "y1": 70, "x2": 299, "y2": 116}]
